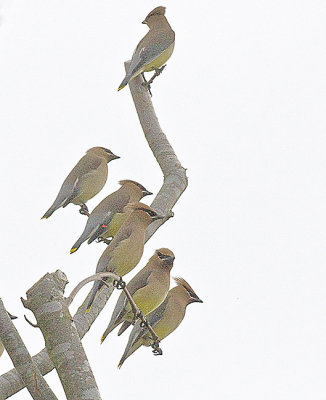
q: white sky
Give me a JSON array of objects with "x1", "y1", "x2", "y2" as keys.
[{"x1": 0, "y1": 0, "x2": 326, "y2": 399}]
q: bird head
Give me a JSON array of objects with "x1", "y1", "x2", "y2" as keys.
[
  {"x1": 142, "y1": 6, "x2": 166, "y2": 25},
  {"x1": 155, "y1": 248, "x2": 175, "y2": 268},
  {"x1": 125, "y1": 202, "x2": 164, "y2": 223},
  {"x1": 87, "y1": 147, "x2": 120, "y2": 162},
  {"x1": 119, "y1": 180, "x2": 152, "y2": 199},
  {"x1": 174, "y1": 277, "x2": 203, "y2": 305}
]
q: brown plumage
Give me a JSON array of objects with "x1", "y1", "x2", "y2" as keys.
[
  {"x1": 70, "y1": 180, "x2": 152, "y2": 253},
  {"x1": 101, "y1": 248, "x2": 175, "y2": 343},
  {"x1": 42, "y1": 147, "x2": 120, "y2": 219},
  {"x1": 118, "y1": 6, "x2": 175, "y2": 91},
  {"x1": 85, "y1": 203, "x2": 164, "y2": 312},
  {"x1": 117, "y1": 277, "x2": 203, "y2": 368}
]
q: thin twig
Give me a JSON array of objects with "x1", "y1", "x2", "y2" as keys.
[
  {"x1": 0, "y1": 299, "x2": 58, "y2": 400},
  {"x1": 24, "y1": 314, "x2": 39, "y2": 328},
  {"x1": 68, "y1": 273, "x2": 161, "y2": 349}
]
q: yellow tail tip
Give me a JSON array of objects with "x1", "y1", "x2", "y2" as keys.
[
  {"x1": 70, "y1": 248, "x2": 77, "y2": 254},
  {"x1": 117, "y1": 363, "x2": 122, "y2": 369},
  {"x1": 100, "y1": 336, "x2": 105, "y2": 344},
  {"x1": 85, "y1": 307, "x2": 91, "y2": 314},
  {"x1": 117, "y1": 85, "x2": 126, "y2": 92},
  {"x1": 41, "y1": 216, "x2": 47, "y2": 220}
]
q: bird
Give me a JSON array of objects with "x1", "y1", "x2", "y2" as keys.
[
  {"x1": 0, "y1": 313, "x2": 17, "y2": 359},
  {"x1": 101, "y1": 248, "x2": 175, "y2": 343},
  {"x1": 70, "y1": 180, "x2": 152, "y2": 253},
  {"x1": 118, "y1": 6, "x2": 175, "y2": 92},
  {"x1": 85, "y1": 202, "x2": 164, "y2": 313},
  {"x1": 117, "y1": 277, "x2": 203, "y2": 368},
  {"x1": 41, "y1": 147, "x2": 120, "y2": 219}
]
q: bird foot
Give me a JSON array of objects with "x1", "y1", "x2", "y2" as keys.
[
  {"x1": 142, "y1": 81, "x2": 153, "y2": 96},
  {"x1": 151, "y1": 341, "x2": 163, "y2": 356},
  {"x1": 153, "y1": 65, "x2": 166, "y2": 76},
  {"x1": 79, "y1": 204, "x2": 90, "y2": 217},
  {"x1": 96, "y1": 237, "x2": 112, "y2": 245},
  {"x1": 113, "y1": 277, "x2": 126, "y2": 290}
]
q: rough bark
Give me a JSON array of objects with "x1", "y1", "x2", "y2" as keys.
[
  {"x1": 0, "y1": 299, "x2": 58, "y2": 400},
  {"x1": 21, "y1": 271, "x2": 102, "y2": 400},
  {"x1": 0, "y1": 65, "x2": 188, "y2": 398}
]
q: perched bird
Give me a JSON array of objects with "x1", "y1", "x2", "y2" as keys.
[
  {"x1": 118, "y1": 6, "x2": 175, "y2": 91},
  {"x1": 0, "y1": 313, "x2": 17, "y2": 359},
  {"x1": 85, "y1": 202, "x2": 164, "y2": 312},
  {"x1": 42, "y1": 147, "x2": 119, "y2": 219},
  {"x1": 70, "y1": 180, "x2": 152, "y2": 253},
  {"x1": 118, "y1": 277, "x2": 203, "y2": 368},
  {"x1": 101, "y1": 248, "x2": 175, "y2": 343}
]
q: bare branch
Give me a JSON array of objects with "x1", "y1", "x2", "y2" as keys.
[
  {"x1": 0, "y1": 63, "x2": 188, "y2": 397},
  {"x1": 0, "y1": 299, "x2": 58, "y2": 400},
  {"x1": 68, "y1": 273, "x2": 162, "y2": 353},
  {"x1": 21, "y1": 270, "x2": 102, "y2": 400},
  {"x1": 125, "y1": 61, "x2": 188, "y2": 241}
]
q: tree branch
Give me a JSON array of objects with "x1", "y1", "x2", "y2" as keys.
[
  {"x1": 21, "y1": 270, "x2": 102, "y2": 400},
  {"x1": 0, "y1": 299, "x2": 58, "y2": 400},
  {"x1": 125, "y1": 61, "x2": 188, "y2": 240},
  {"x1": 0, "y1": 62, "x2": 188, "y2": 398}
]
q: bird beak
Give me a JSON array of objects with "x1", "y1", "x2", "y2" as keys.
[
  {"x1": 142, "y1": 20, "x2": 147, "y2": 24},
  {"x1": 8, "y1": 312, "x2": 18, "y2": 320},
  {"x1": 142, "y1": 190, "x2": 153, "y2": 197},
  {"x1": 191, "y1": 298, "x2": 203, "y2": 304},
  {"x1": 153, "y1": 214, "x2": 164, "y2": 221},
  {"x1": 112, "y1": 154, "x2": 120, "y2": 160}
]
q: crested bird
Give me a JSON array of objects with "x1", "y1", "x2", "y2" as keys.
[
  {"x1": 85, "y1": 202, "x2": 164, "y2": 313},
  {"x1": 118, "y1": 6, "x2": 175, "y2": 92},
  {"x1": 0, "y1": 313, "x2": 17, "y2": 359},
  {"x1": 117, "y1": 277, "x2": 203, "y2": 368},
  {"x1": 70, "y1": 180, "x2": 152, "y2": 253},
  {"x1": 101, "y1": 248, "x2": 175, "y2": 343},
  {"x1": 42, "y1": 147, "x2": 119, "y2": 219}
]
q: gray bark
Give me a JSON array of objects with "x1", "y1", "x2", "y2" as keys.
[
  {"x1": 0, "y1": 65, "x2": 188, "y2": 398},
  {"x1": 0, "y1": 299, "x2": 58, "y2": 400},
  {"x1": 20, "y1": 271, "x2": 102, "y2": 400}
]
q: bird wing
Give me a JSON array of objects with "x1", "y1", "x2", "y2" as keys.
[
  {"x1": 61, "y1": 157, "x2": 103, "y2": 206},
  {"x1": 127, "y1": 29, "x2": 175, "y2": 78},
  {"x1": 87, "y1": 191, "x2": 131, "y2": 243},
  {"x1": 95, "y1": 227, "x2": 133, "y2": 274}
]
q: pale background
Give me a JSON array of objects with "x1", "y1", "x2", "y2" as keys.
[{"x1": 0, "y1": 1, "x2": 326, "y2": 399}]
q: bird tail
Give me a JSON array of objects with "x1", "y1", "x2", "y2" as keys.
[
  {"x1": 101, "y1": 322, "x2": 117, "y2": 344},
  {"x1": 117, "y1": 321, "x2": 132, "y2": 336},
  {"x1": 117, "y1": 337, "x2": 142, "y2": 369},
  {"x1": 41, "y1": 202, "x2": 59, "y2": 219},
  {"x1": 70, "y1": 231, "x2": 90, "y2": 254},
  {"x1": 117, "y1": 75, "x2": 130, "y2": 91},
  {"x1": 85, "y1": 280, "x2": 103, "y2": 313}
]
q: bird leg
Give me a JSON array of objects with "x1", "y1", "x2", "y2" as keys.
[
  {"x1": 113, "y1": 277, "x2": 126, "y2": 291},
  {"x1": 96, "y1": 237, "x2": 112, "y2": 245},
  {"x1": 141, "y1": 72, "x2": 152, "y2": 96},
  {"x1": 141, "y1": 65, "x2": 166, "y2": 96},
  {"x1": 79, "y1": 203, "x2": 90, "y2": 217},
  {"x1": 151, "y1": 341, "x2": 163, "y2": 356}
]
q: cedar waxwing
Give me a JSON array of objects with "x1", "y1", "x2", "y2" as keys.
[
  {"x1": 41, "y1": 147, "x2": 120, "y2": 219},
  {"x1": 118, "y1": 277, "x2": 203, "y2": 368},
  {"x1": 118, "y1": 6, "x2": 175, "y2": 91},
  {"x1": 85, "y1": 203, "x2": 164, "y2": 313},
  {"x1": 0, "y1": 313, "x2": 17, "y2": 359},
  {"x1": 101, "y1": 248, "x2": 175, "y2": 343},
  {"x1": 70, "y1": 180, "x2": 152, "y2": 253}
]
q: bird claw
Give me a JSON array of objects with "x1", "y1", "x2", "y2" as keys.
[
  {"x1": 79, "y1": 204, "x2": 89, "y2": 216},
  {"x1": 151, "y1": 341, "x2": 162, "y2": 356},
  {"x1": 142, "y1": 81, "x2": 152, "y2": 96},
  {"x1": 113, "y1": 277, "x2": 126, "y2": 290},
  {"x1": 96, "y1": 237, "x2": 112, "y2": 245}
]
